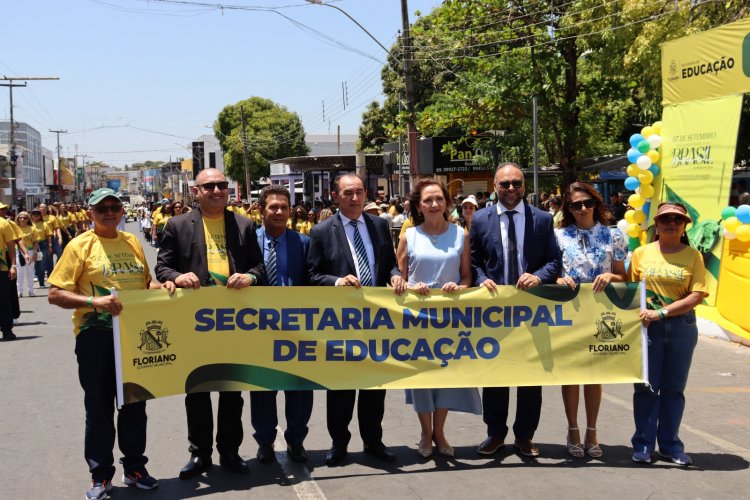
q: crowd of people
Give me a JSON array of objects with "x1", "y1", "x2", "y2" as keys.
[{"x1": 0, "y1": 165, "x2": 710, "y2": 500}]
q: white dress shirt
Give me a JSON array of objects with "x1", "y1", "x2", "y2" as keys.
[
  {"x1": 496, "y1": 202, "x2": 526, "y2": 284},
  {"x1": 338, "y1": 212, "x2": 377, "y2": 285}
]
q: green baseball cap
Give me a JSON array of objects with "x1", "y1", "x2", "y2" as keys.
[{"x1": 88, "y1": 188, "x2": 120, "y2": 206}]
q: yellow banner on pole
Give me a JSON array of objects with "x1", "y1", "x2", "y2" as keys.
[
  {"x1": 662, "y1": 17, "x2": 750, "y2": 105},
  {"x1": 114, "y1": 284, "x2": 645, "y2": 405},
  {"x1": 657, "y1": 94, "x2": 743, "y2": 303}
]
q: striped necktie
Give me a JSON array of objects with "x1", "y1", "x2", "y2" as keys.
[
  {"x1": 266, "y1": 237, "x2": 279, "y2": 286},
  {"x1": 350, "y1": 220, "x2": 373, "y2": 286}
]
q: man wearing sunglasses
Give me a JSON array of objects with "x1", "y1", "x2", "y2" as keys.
[
  {"x1": 155, "y1": 168, "x2": 265, "y2": 479},
  {"x1": 470, "y1": 162, "x2": 561, "y2": 459}
]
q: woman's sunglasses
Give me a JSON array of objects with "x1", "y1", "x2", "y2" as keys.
[
  {"x1": 93, "y1": 204, "x2": 123, "y2": 214},
  {"x1": 569, "y1": 199, "x2": 596, "y2": 211}
]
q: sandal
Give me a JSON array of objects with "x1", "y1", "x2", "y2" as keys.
[
  {"x1": 584, "y1": 427, "x2": 603, "y2": 458},
  {"x1": 566, "y1": 427, "x2": 584, "y2": 458},
  {"x1": 417, "y1": 437, "x2": 433, "y2": 458}
]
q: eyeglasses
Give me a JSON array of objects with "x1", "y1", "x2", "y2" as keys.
[
  {"x1": 495, "y1": 180, "x2": 524, "y2": 189},
  {"x1": 569, "y1": 199, "x2": 596, "y2": 211},
  {"x1": 657, "y1": 214, "x2": 686, "y2": 224},
  {"x1": 93, "y1": 204, "x2": 123, "y2": 214},
  {"x1": 198, "y1": 181, "x2": 229, "y2": 191}
]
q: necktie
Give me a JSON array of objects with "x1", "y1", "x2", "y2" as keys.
[
  {"x1": 350, "y1": 220, "x2": 373, "y2": 286},
  {"x1": 506, "y1": 210, "x2": 519, "y2": 285},
  {"x1": 266, "y1": 237, "x2": 279, "y2": 286}
]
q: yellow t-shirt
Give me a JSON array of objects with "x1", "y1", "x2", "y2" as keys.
[
  {"x1": 48, "y1": 230, "x2": 151, "y2": 336},
  {"x1": 32, "y1": 221, "x2": 52, "y2": 241},
  {"x1": 19, "y1": 225, "x2": 41, "y2": 249},
  {"x1": 8, "y1": 220, "x2": 23, "y2": 241},
  {"x1": 0, "y1": 218, "x2": 17, "y2": 272},
  {"x1": 154, "y1": 213, "x2": 171, "y2": 231},
  {"x1": 203, "y1": 215, "x2": 230, "y2": 286},
  {"x1": 399, "y1": 217, "x2": 414, "y2": 238},
  {"x1": 43, "y1": 214, "x2": 60, "y2": 231},
  {"x1": 298, "y1": 220, "x2": 314, "y2": 235},
  {"x1": 627, "y1": 242, "x2": 709, "y2": 310}
]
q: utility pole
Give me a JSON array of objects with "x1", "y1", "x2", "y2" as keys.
[
  {"x1": 239, "y1": 105, "x2": 252, "y2": 202},
  {"x1": 1, "y1": 77, "x2": 59, "y2": 208},
  {"x1": 74, "y1": 153, "x2": 91, "y2": 202},
  {"x1": 50, "y1": 129, "x2": 67, "y2": 202},
  {"x1": 400, "y1": 0, "x2": 419, "y2": 187}
]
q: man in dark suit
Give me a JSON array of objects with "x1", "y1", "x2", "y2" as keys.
[
  {"x1": 251, "y1": 185, "x2": 313, "y2": 465},
  {"x1": 155, "y1": 168, "x2": 265, "y2": 479},
  {"x1": 470, "y1": 162, "x2": 561, "y2": 458},
  {"x1": 307, "y1": 174, "x2": 401, "y2": 466}
]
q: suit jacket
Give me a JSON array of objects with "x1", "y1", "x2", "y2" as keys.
[
  {"x1": 307, "y1": 212, "x2": 399, "y2": 287},
  {"x1": 470, "y1": 202, "x2": 561, "y2": 286},
  {"x1": 155, "y1": 206, "x2": 265, "y2": 285},
  {"x1": 256, "y1": 227, "x2": 310, "y2": 286}
]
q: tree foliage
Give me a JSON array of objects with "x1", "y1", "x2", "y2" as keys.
[
  {"x1": 214, "y1": 97, "x2": 308, "y2": 192},
  {"x1": 368, "y1": 0, "x2": 749, "y2": 186}
]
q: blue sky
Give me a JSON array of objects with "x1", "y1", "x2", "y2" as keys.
[{"x1": 3, "y1": 0, "x2": 439, "y2": 166}]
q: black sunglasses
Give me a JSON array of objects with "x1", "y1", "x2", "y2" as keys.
[
  {"x1": 495, "y1": 180, "x2": 524, "y2": 189},
  {"x1": 198, "y1": 181, "x2": 229, "y2": 191},
  {"x1": 93, "y1": 204, "x2": 123, "y2": 214},
  {"x1": 657, "y1": 214, "x2": 686, "y2": 224},
  {"x1": 569, "y1": 199, "x2": 596, "y2": 211}
]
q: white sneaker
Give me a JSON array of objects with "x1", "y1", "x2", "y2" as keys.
[{"x1": 28, "y1": 291, "x2": 35, "y2": 297}]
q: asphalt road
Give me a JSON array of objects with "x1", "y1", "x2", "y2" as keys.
[{"x1": 1, "y1": 221, "x2": 749, "y2": 500}]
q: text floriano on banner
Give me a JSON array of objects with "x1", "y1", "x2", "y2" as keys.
[{"x1": 114, "y1": 284, "x2": 645, "y2": 405}]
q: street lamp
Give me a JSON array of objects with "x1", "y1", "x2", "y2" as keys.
[{"x1": 304, "y1": 0, "x2": 391, "y2": 55}]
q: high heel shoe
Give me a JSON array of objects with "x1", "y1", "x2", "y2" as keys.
[
  {"x1": 417, "y1": 438, "x2": 433, "y2": 458},
  {"x1": 437, "y1": 444, "x2": 454, "y2": 457},
  {"x1": 584, "y1": 427, "x2": 603, "y2": 458},
  {"x1": 566, "y1": 427, "x2": 584, "y2": 458}
]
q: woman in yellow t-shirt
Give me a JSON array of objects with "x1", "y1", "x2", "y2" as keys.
[
  {"x1": 48, "y1": 188, "x2": 174, "y2": 498},
  {"x1": 627, "y1": 202, "x2": 709, "y2": 466},
  {"x1": 29, "y1": 209, "x2": 52, "y2": 287},
  {"x1": 298, "y1": 209, "x2": 316, "y2": 235},
  {"x1": 14, "y1": 211, "x2": 40, "y2": 297},
  {"x1": 151, "y1": 203, "x2": 174, "y2": 247}
]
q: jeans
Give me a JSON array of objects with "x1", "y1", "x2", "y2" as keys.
[
  {"x1": 250, "y1": 390, "x2": 313, "y2": 446},
  {"x1": 44, "y1": 238, "x2": 61, "y2": 277},
  {"x1": 35, "y1": 241, "x2": 48, "y2": 285},
  {"x1": 76, "y1": 327, "x2": 148, "y2": 481},
  {"x1": 632, "y1": 310, "x2": 698, "y2": 455}
]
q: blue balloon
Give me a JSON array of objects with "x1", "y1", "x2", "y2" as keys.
[
  {"x1": 736, "y1": 204, "x2": 750, "y2": 224},
  {"x1": 624, "y1": 176, "x2": 640, "y2": 191},
  {"x1": 642, "y1": 201, "x2": 651, "y2": 217},
  {"x1": 630, "y1": 134, "x2": 645, "y2": 148},
  {"x1": 648, "y1": 164, "x2": 660, "y2": 176},
  {"x1": 627, "y1": 148, "x2": 641, "y2": 163}
]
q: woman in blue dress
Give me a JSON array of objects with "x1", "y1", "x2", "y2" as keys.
[
  {"x1": 555, "y1": 181, "x2": 627, "y2": 459},
  {"x1": 394, "y1": 178, "x2": 481, "y2": 459}
]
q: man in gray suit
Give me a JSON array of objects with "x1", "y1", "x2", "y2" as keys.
[{"x1": 251, "y1": 185, "x2": 313, "y2": 464}]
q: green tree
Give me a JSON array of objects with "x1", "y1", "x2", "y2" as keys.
[
  {"x1": 357, "y1": 101, "x2": 393, "y2": 152},
  {"x1": 214, "y1": 97, "x2": 308, "y2": 194}
]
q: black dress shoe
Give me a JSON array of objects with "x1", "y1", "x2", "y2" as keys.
[
  {"x1": 219, "y1": 453, "x2": 250, "y2": 474},
  {"x1": 325, "y1": 446, "x2": 348, "y2": 466},
  {"x1": 287, "y1": 443, "x2": 308, "y2": 463},
  {"x1": 256, "y1": 444, "x2": 276, "y2": 464},
  {"x1": 179, "y1": 455, "x2": 212, "y2": 479},
  {"x1": 363, "y1": 443, "x2": 396, "y2": 462}
]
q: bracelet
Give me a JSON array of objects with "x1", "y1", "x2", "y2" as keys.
[{"x1": 86, "y1": 296, "x2": 94, "y2": 307}]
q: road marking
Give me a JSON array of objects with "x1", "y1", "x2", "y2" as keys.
[
  {"x1": 274, "y1": 429, "x2": 327, "y2": 500},
  {"x1": 603, "y1": 393, "x2": 750, "y2": 460}
]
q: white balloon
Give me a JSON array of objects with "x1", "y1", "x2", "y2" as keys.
[
  {"x1": 636, "y1": 155, "x2": 652, "y2": 170},
  {"x1": 617, "y1": 219, "x2": 629, "y2": 235},
  {"x1": 647, "y1": 134, "x2": 662, "y2": 149},
  {"x1": 723, "y1": 229, "x2": 737, "y2": 240}
]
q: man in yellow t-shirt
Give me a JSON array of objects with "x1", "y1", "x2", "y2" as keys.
[
  {"x1": 155, "y1": 168, "x2": 265, "y2": 479},
  {"x1": 48, "y1": 188, "x2": 175, "y2": 498},
  {"x1": 0, "y1": 214, "x2": 18, "y2": 340}
]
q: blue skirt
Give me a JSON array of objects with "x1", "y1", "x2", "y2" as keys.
[{"x1": 405, "y1": 388, "x2": 482, "y2": 414}]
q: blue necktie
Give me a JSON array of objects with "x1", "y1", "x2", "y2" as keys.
[
  {"x1": 350, "y1": 220, "x2": 373, "y2": 286},
  {"x1": 266, "y1": 237, "x2": 279, "y2": 286},
  {"x1": 506, "y1": 210, "x2": 519, "y2": 285}
]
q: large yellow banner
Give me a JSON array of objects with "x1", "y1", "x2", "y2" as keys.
[
  {"x1": 658, "y1": 95, "x2": 743, "y2": 303},
  {"x1": 662, "y1": 17, "x2": 750, "y2": 105},
  {"x1": 114, "y1": 284, "x2": 645, "y2": 405}
]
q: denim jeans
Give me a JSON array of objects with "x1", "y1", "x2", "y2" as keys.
[
  {"x1": 632, "y1": 310, "x2": 698, "y2": 455},
  {"x1": 35, "y1": 241, "x2": 48, "y2": 285}
]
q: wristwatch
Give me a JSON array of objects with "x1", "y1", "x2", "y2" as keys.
[
  {"x1": 659, "y1": 308, "x2": 669, "y2": 319},
  {"x1": 247, "y1": 273, "x2": 257, "y2": 285}
]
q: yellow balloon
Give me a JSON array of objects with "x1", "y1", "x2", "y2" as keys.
[
  {"x1": 627, "y1": 223, "x2": 641, "y2": 238},
  {"x1": 652, "y1": 121, "x2": 662, "y2": 135},
  {"x1": 628, "y1": 193, "x2": 645, "y2": 208},
  {"x1": 647, "y1": 150, "x2": 660, "y2": 163},
  {"x1": 639, "y1": 184, "x2": 655, "y2": 198},
  {"x1": 624, "y1": 210, "x2": 636, "y2": 223},
  {"x1": 736, "y1": 225, "x2": 750, "y2": 242},
  {"x1": 722, "y1": 216, "x2": 742, "y2": 233},
  {"x1": 633, "y1": 210, "x2": 647, "y2": 224},
  {"x1": 641, "y1": 126, "x2": 654, "y2": 138},
  {"x1": 626, "y1": 164, "x2": 639, "y2": 177},
  {"x1": 638, "y1": 170, "x2": 654, "y2": 184}
]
